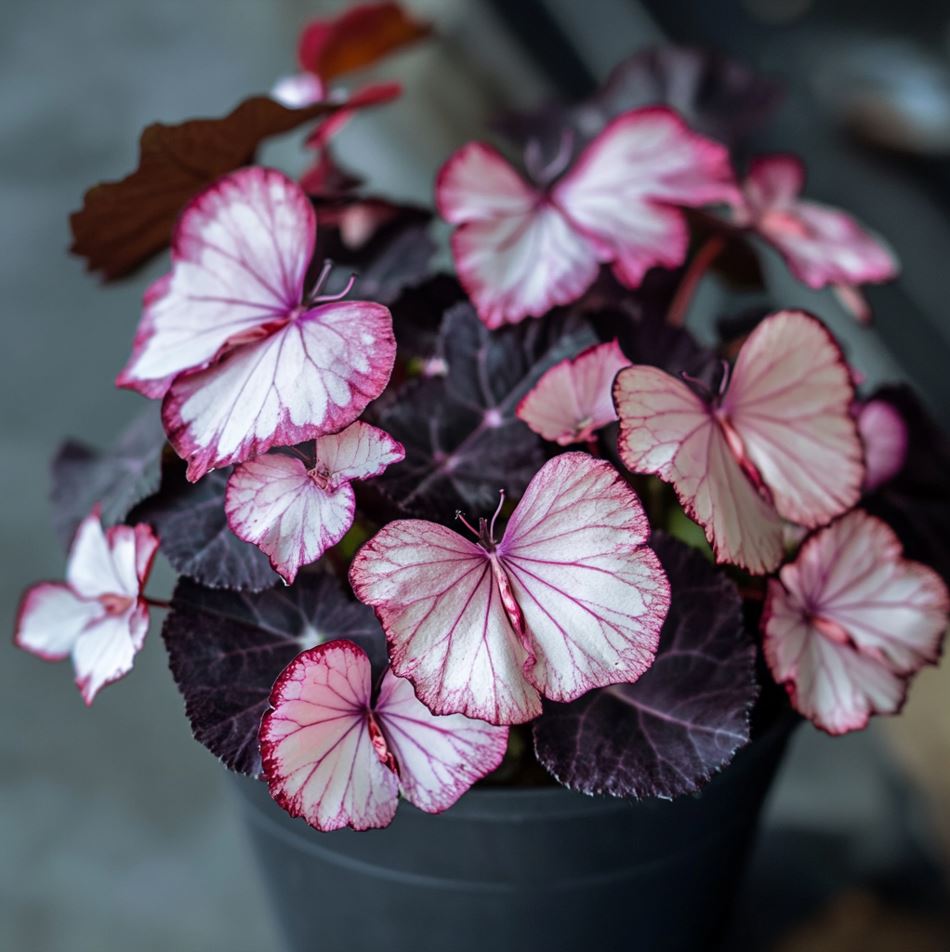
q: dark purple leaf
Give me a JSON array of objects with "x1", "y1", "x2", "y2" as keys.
[
  {"x1": 588, "y1": 271, "x2": 719, "y2": 380},
  {"x1": 133, "y1": 465, "x2": 280, "y2": 591},
  {"x1": 390, "y1": 272, "x2": 466, "y2": 366},
  {"x1": 162, "y1": 569, "x2": 385, "y2": 776},
  {"x1": 376, "y1": 303, "x2": 596, "y2": 518},
  {"x1": 494, "y1": 45, "x2": 780, "y2": 162},
  {"x1": 595, "y1": 47, "x2": 781, "y2": 147},
  {"x1": 864, "y1": 385, "x2": 950, "y2": 586},
  {"x1": 533, "y1": 534, "x2": 759, "y2": 799},
  {"x1": 50, "y1": 406, "x2": 166, "y2": 548}
]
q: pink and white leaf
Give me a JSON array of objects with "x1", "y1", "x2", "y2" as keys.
[
  {"x1": 225, "y1": 456, "x2": 354, "y2": 586},
  {"x1": 374, "y1": 669, "x2": 508, "y2": 813},
  {"x1": 351, "y1": 452, "x2": 669, "y2": 724},
  {"x1": 436, "y1": 143, "x2": 599, "y2": 329},
  {"x1": 260, "y1": 641, "x2": 508, "y2": 831},
  {"x1": 14, "y1": 511, "x2": 159, "y2": 704},
  {"x1": 118, "y1": 168, "x2": 316, "y2": 398},
  {"x1": 162, "y1": 298, "x2": 395, "y2": 481},
  {"x1": 116, "y1": 166, "x2": 396, "y2": 481},
  {"x1": 314, "y1": 420, "x2": 405, "y2": 487},
  {"x1": 555, "y1": 107, "x2": 739, "y2": 288},
  {"x1": 721, "y1": 310, "x2": 864, "y2": 527},
  {"x1": 351, "y1": 519, "x2": 539, "y2": 724},
  {"x1": 261, "y1": 641, "x2": 399, "y2": 831},
  {"x1": 516, "y1": 340, "x2": 629, "y2": 445},
  {"x1": 858, "y1": 398, "x2": 908, "y2": 492},
  {"x1": 436, "y1": 109, "x2": 737, "y2": 328},
  {"x1": 763, "y1": 510, "x2": 948, "y2": 734},
  {"x1": 614, "y1": 364, "x2": 786, "y2": 573},
  {"x1": 225, "y1": 423, "x2": 404, "y2": 584},
  {"x1": 498, "y1": 452, "x2": 669, "y2": 703},
  {"x1": 739, "y1": 155, "x2": 898, "y2": 294},
  {"x1": 614, "y1": 310, "x2": 862, "y2": 573}
]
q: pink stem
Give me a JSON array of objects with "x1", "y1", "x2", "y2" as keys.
[
  {"x1": 455, "y1": 511, "x2": 480, "y2": 539},
  {"x1": 144, "y1": 596, "x2": 171, "y2": 610},
  {"x1": 667, "y1": 233, "x2": 726, "y2": 328},
  {"x1": 488, "y1": 491, "x2": 506, "y2": 543}
]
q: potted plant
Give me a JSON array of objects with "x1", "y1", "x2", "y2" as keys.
[{"x1": 15, "y1": 5, "x2": 950, "y2": 950}]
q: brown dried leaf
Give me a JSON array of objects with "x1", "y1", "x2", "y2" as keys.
[{"x1": 69, "y1": 86, "x2": 398, "y2": 281}]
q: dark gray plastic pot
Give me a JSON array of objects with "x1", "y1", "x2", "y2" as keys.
[{"x1": 233, "y1": 714, "x2": 795, "y2": 952}]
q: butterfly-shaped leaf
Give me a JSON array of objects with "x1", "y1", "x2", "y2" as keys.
[
  {"x1": 763, "y1": 510, "x2": 948, "y2": 735},
  {"x1": 437, "y1": 107, "x2": 738, "y2": 327},
  {"x1": 16, "y1": 510, "x2": 159, "y2": 705},
  {"x1": 261, "y1": 640, "x2": 508, "y2": 831},
  {"x1": 162, "y1": 570, "x2": 384, "y2": 776},
  {"x1": 533, "y1": 534, "x2": 758, "y2": 799},
  {"x1": 116, "y1": 167, "x2": 396, "y2": 482},
  {"x1": 351, "y1": 452, "x2": 670, "y2": 725},
  {"x1": 615, "y1": 310, "x2": 864, "y2": 573}
]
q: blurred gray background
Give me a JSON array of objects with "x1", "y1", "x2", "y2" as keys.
[{"x1": 3, "y1": 1, "x2": 949, "y2": 950}]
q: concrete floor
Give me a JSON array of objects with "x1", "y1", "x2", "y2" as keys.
[{"x1": 2, "y1": 2, "x2": 946, "y2": 950}]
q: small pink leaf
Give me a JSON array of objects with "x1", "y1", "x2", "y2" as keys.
[
  {"x1": 863, "y1": 386, "x2": 950, "y2": 588},
  {"x1": 857, "y1": 397, "x2": 908, "y2": 492},
  {"x1": 260, "y1": 641, "x2": 507, "y2": 831},
  {"x1": 225, "y1": 423, "x2": 404, "y2": 584},
  {"x1": 738, "y1": 155, "x2": 899, "y2": 308},
  {"x1": 615, "y1": 310, "x2": 863, "y2": 574},
  {"x1": 516, "y1": 340, "x2": 629, "y2": 445},
  {"x1": 437, "y1": 107, "x2": 737, "y2": 328},
  {"x1": 14, "y1": 511, "x2": 159, "y2": 704},
  {"x1": 350, "y1": 453, "x2": 670, "y2": 725},
  {"x1": 763, "y1": 510, "x2": 948, "y2": 735}
]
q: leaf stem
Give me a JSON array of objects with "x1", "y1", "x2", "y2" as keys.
[
  {"x1": 667, "y1": 233, "x2": 726, "y2": 328},
  {"x1": 144, "y1": 596, "x2": 172, "y2": 610}
]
